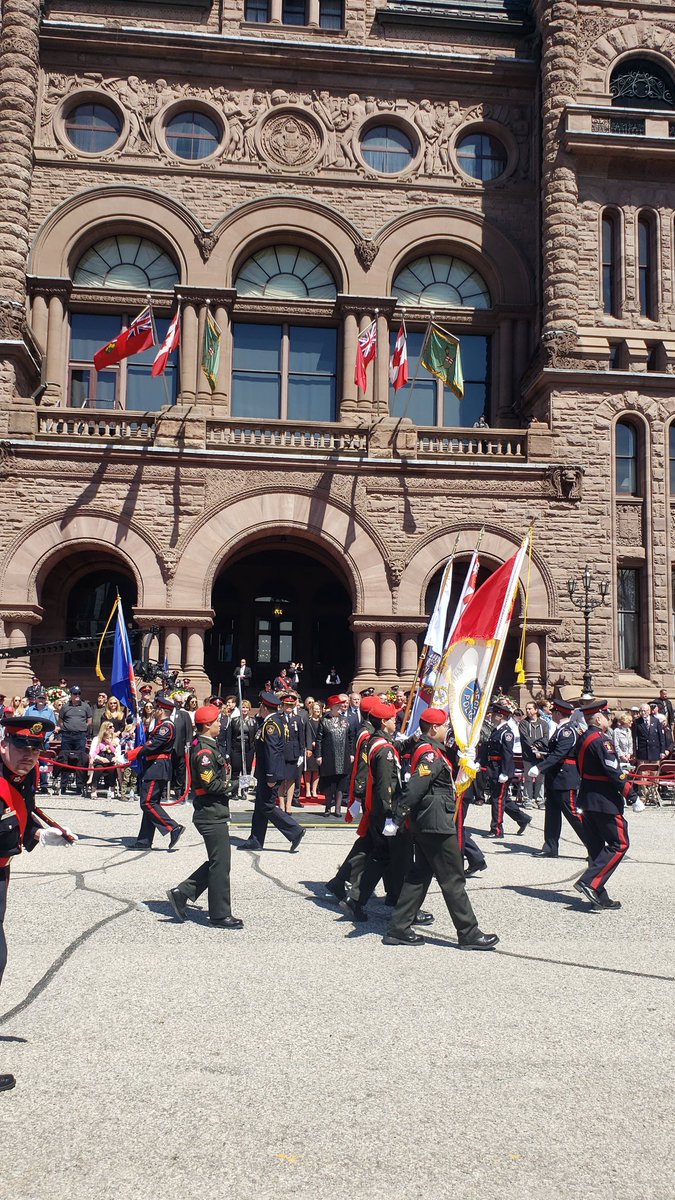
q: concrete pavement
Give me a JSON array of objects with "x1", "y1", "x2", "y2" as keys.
[{"x1": 1, "y1": 792, "x2": 673, "y2": 1200}]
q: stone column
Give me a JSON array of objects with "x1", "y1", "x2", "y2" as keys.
[
  {"x1": 0, "y1": 606, "x2": 42, "y2": 690},
  {"x1": 380, "y1": 633, "x2": 398, "y2": 677},
  {"x1": 0, "y1": 0, "x2": 42, "y2": 403},
  {"x1": 31, "y1": 292, "x2": 48, "y2": 353},
  {"x1": 269, "y1": 0, "x2": 282, "y2": 21},
  {"x1": 533, "y1": 0, "x2": 580, "y2": 347},
  {"x1": 356, "y1": 630, "x2": 377, "y2": 675},
  {"x1": 179, "y1": 301, "x2": 198, "y2": 403},
  {"x1": 401, "y1": 634, "x2": 420, "y2": 677},
  {"x1": 45, "y1": 291, "x2": 67, "y2": 404},
  {"x1": 307, "y1": 0, "x2": 320, "y2": 25},
  {"x1": 213, "y1": 303, "x2": 229, "y2": 411},
  {"x1": 524, "y1": 634, "x2": 543, "y2": 691},
  {"x1": 164, "y1": 628, "x2": 183, "y2": 673},
  {"x1": 340, "y1": 309, "x2": 359, "y2": 420}
]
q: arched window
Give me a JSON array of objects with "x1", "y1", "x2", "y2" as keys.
[
  {"x1": 610, "y1": 57, "x2": 675, "y2": 110},
  {"x1": 615, "y1": 421, "x2": 639, "y2": 495},
  {"x1": 233, "y1": 245, "x2": 338, "y2": 422},
  {"x1": 392, "y1": 255, "x2": 491, "y2": 309},
  {"x1": 637, "y1": 213, "x2": 657, "y2": 318},
  {"x1": 601, "y1": 210, "x2": 620, "y2": 316},
  {"x1": 69, "y1": 236, "x2": 180, "y2": 411}
]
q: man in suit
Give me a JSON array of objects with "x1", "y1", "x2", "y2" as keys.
[
  {"x1": 633, "y1": 702, "x2": 666, "y2": 763},
  {"x1": 233, "y1": 659, "x2": 252, "y2": 700}
]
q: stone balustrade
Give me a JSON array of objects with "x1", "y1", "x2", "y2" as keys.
[
  {"x1": 416, "y1": 427, "x2": 527, "y2": 459},
  {"x1": 37, "y1": 409, "x2": 156, "y2": 441},
  {"x1": 205, "y1": 420, "x2": 368, "y2": 454},
  {"x1": 564, "y1": 104, "x2": 675, "y2": 154}
]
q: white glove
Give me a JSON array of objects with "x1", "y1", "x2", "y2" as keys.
[
  {"x1": 348, "y1": 799, "x2": 362, "y2": 818},
  {"x1": 39, "y1": 827, "x2": 77, "y2": 847},
  {"x1": 296, "y1": 756, "x2": 304, "y2": 766},
  {"x1": 382, "y1": 817, "x2": 398, "y2": 838},
  {"x1": 498, "y1": 774, "x2": 509, "y2": 783},
  {"x1": 527, "y1": 766, "x2": 539, "y2": 779}
]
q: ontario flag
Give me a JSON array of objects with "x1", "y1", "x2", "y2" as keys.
[
  {"x1": 151, "y1": 310, "x2": 180, "y2": 377},
  {"x1": 389, "y1": 323, "x2": 409, "y2": 390},
  {"x1": 111, "y1": 598, "x2": 138, "y2": 719},
  {"x1": 93, "y1": 306, "x2": 155, "y2": 372},
  {"x1": 354, "y1": 319, "x2": 377, "y2": 391},
  {"x1": 433, "y1": 534, "x2": 529, "y2": 797}
]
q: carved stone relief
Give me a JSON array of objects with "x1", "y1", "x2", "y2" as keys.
[
  {"x1": 544, "y1": 465, "x2": 584, "y2": 502},
  {"x1": 616, "y1": 501, "x2": 644, "y2": 546}
]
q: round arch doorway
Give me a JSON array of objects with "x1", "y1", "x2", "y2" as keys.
[{"x1": 207, "y1": 541, "x2": 355, "y2": 697}]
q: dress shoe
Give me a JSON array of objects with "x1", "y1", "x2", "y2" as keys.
[
  {"x1": 458, "y1": 931, "x2": 500, "y2": 950},
  {"x1": 291, "y1": 800, "x2": 303, "y2": 808},
  {"x1": 211, "y1": 916, "x2": 244, "y2": 929},
  {"x1": 166, "y1": 887, "x2": 188, "y2": 921},
  {"x1": 382, "y1": 930, "x2": 425, "y2": 946},
  {"x1": 339, "y1": 898, "x2": 368, "y2": 923},
  {"x1": 0, "y1": 1073, "x2": 16, "y2": 1091},
  {"x1": 289, "y1": 829, "x2": 306, "y2": 853},
  {"x1": 574, "y1": 880, "x2": 603, "y2": 908},
  {"x1": 597, "y1": 890, "x2": 621, "y2": 910},
  {"x1": 487, "y1": 831, "x2": 503, "y2": 839},
  {"x1": 535, "y1": 848, "x2": 558, "y2": 857},
  {"x1": 322, "y1": 809, "x2": 333, "y2": 817},
  {"x1": 517, "y1": 818, "x2": 531, "y2": 835},
  {"x1": 465, "y1": 862, "x2": 488, "y2": 877},
  {"x1": 324, "y1": 879, "x2": 345, "y2": 902},
  {"x1": 412, "y1": 910, "x2": 434, "y2": 925},
  {"x1": 237, "y1": 836, "x2": 262, "y2": 851},
  {"x1": 168, "y1": 824, "x2": 185, "y2": 851}
]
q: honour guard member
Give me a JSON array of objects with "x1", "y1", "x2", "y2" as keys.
[
  {"x1": 167, "y1": 705, "x2": 243, "y2": 929},
  {"x1": 486, "y1": 699, "x2": 531, "y2": 839},
  {"x1": 383, "y1": 707, "x2": 498, "y2": 949},
  {"x1": 238, "y1": 692, "x2": 305, "y2": 852},
  {"x1": 528, "y1": 700, "x2": 587, "y2": 857},
  {"x1": 127, "y1": 693, "x2": 185, "y2": 850},
  {"x1": 573, "y1": 700, "x2": 632, "y2": 910},
  {"x1": 0, "y1": 715, "x2": 75, "y2": 1091},
  {"x1": 324, "y1": 695, "x2": 378, "y2": 902}
]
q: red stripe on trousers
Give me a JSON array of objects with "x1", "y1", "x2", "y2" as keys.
[
  {"x1": 144, "y1": 780, "x2": 173, "y2": 831},
  {"x1": 591, "y1": 813, "x2": 629, "y2": 891}
]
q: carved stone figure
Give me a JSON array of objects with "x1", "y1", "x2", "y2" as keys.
[
  {"x1": 260, "y1": 111, "x2": 321, "y2": 169},
  {"x1": 544, "y1": 465, "x2": 584, "y2": 501}
]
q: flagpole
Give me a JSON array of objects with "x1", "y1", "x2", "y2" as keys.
[
  {"x1": 400, "y1": 534, "x2": 459, "y2": 734},
  {"x1": 397, "y1": 312, "x2": 433, "y2": 424},
  {"x1": 374, "y1": 307, "x2": 381, "y2": 416},
  {"x1": 147, "y1": 293, "x2": 172, "y2": 410}
]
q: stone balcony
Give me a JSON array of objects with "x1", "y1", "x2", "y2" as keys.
[
  {"x1": 25, "y1": 407, "x2": 549, "y2": 463},
  {"x1": 563, "y1": 103, "x2": 675, "y2": 158}
]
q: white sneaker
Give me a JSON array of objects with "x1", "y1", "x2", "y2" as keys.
[{"x1": 633, "y1": 798, "x2": 645, "y2": 812}]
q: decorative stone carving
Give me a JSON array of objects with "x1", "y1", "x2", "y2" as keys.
[
  {"x1": 616, "y1": 502, "x2": 644, "y2": 545},
  {"x1": 258, "y1": 109, "x2": 323, "y2": 171},
  {"x1": 544, "y1": 465, "x2": 584, "y2": 501},
  {"x1": 195, "y1": 231, "x2": 219, "y2": 263},
  {"x1": 355, "y1": 239, "x2": 379, "y2": 270}
]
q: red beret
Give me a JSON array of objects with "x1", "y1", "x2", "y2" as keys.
[
  {"x1": 195, "y1": 704, "x2": 221, "y2": 725},
  {"x1": 326, "y1": 694, "x2": 343, "y2": 708},
  {"x1": 420, "y1": 706, "x2": 448, "y2": 725},
  {"x1": 359, "y1": 695, "x2": 378, "y2": 715},
  {"x1": 370, "y1": 700, "x2": 396, "y2": 721}
]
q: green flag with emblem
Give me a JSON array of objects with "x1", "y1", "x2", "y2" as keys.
[
  {"x1": 420, "y1": 323, "x2": 464, "y2": 399},
  {"x1": 201, "y1": 310, "x2": 221, "y2": 393}
]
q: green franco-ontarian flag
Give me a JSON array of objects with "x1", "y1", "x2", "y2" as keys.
[
  {"x1": 420, "y1": 323, "x2": 464, "y2": 399},
  {"x1": 201, "y1": 310, "x2": 222, "y2": 393}
]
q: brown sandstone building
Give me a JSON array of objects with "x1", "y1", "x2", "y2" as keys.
[{"x1": 0, "y1": 0, "x2": 674, "y2": 700}]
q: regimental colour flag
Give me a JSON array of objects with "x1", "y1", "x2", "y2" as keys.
[
  {"x1": 111, "y1": 598, "x2": 138, "y2": 718},
  {"x1": 402, "y1": 554, "x2": 454, "y2": 736},
  {"x1": 201, "y1": 310, "x2": 222, "y2": 393},
  {"x1": 389, "y1": 323, "x2": 409, "y2": 391},
  {"x1": 421, "y1": 323, "x2": 464, "y2": 399},
  {"x1": 151, "y1": 310, "x2": 181, "y2": 377},
  {"x1": 433, "y1": 534, "x2": 529, "y2": 796},
  {"x1": 93, "y1": 306, "x2": 155, "y2": 372},
  {"x1": 354, "y1": 319, "x2": 378, "y2": 391}
]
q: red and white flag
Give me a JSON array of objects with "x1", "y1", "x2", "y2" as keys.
[
  {"x1": 151, "y1": 310, "x2": 181, "y2": 377},
  {"x1": 93, "y1": 306, "x2": 155, "y2": 372},
  {"x1": 389, "y1": 322, "x2": 409, "y2": 390},
  {"x1": 354, "y1": 319, "x2": 377, "y2": 391}
]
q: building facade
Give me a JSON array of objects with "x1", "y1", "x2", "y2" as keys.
[{"x1": 0, "y1": 0, "x2": 674, "y2": 700}]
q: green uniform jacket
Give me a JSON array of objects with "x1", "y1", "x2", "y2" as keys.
[
  {"x1": 396, "y1": 741, "x2": 457, "y2": 835},
  {"x1": 190, "y1": 734, "x2": 233, "y2": 815}
]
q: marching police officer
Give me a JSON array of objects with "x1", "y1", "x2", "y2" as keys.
[
  {"x1": 238, "y1": 692, "x2": 305, "y2": 852},
  {"x1": 528, "y1": 699, "x2": 588, "y2": 858},
  {"x1": 127, "y1": 693, "x2": 185, "y2": 850},
  {"x1": 574, "y1": 700, "x2": 632, "y2": 910},
  {"x1": 383, "y1": 707, "x2": 499, "y2": 950},
  {"x1": 485, "y1": 700, "x2": 531, "y2": 838},
  {"x1": 167, "y1": 704, "x2": 243, "y2": 929}
]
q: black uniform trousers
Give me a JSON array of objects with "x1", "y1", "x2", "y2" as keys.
[
  {"x1": 349, "y1": 826, "x2": 411, "y2": 907},
  {"x1": 329, "y1": 835, "x2": 368, "y2": 898},
  {"x1": 171, "y1": 750, "x2": 187, "y2": 796},
  {"x1": 460, "y1": 795, "x2": 486, "y2": 871},
  {"x1": 138, "y1": 774, "x2": 181, "y2": 845},
  {"x1": 250, "y1": 777, "x2": 302, "y2": 847},
  {"x1": 0, "y1": 872, "x2": 8, "y2": 985},
  {"x1": 577, "y1": 811, "x2": 629, "y2": 893},
  {"x1": 543, "y1": 786, "x2": 587, "y2": 855},
  {"x1": 387, "y1": 831, "x2": 479, "y2": 941},
  {"x1": 175, "y1": 801, "x2": 232, "y2": 921},
  {"x1": 60, "y1": 732, "x2": 88, "y2": 792},
  {"x1": 489, "y1": 780, "x2": 527, "y2": 836}
]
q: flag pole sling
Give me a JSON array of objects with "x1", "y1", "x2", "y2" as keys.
[
  {"x1": 400, "y1": 541, "x2": 458, "y2": 734},
  {"x1": 147, "y1": 296, "x2": 172, "y2": 410},
  {"x1": 398, "y1": 316, "x2": 432, "y2": 425}
]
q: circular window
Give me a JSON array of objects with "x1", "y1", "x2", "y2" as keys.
[
  {"x1": 73, "y1": 235, "x2": 179, "y2": 290},
  {"x1": 456, "y1": 132, "x2": 507, "y2": 181},
  {"x1": 235, "y1": 245, "x2": 337, "y2": 300},
  {"x1": 165, "y1": 110, "x2": 220, "y2": 160},
  {"x1": 361, "y1": 125, "x2": 414, "y2": 174},
  {"x1": 392, "y1": 255, "x2": 490, "y2": 309},
  {"x1": 64, "y1": 103, "x2": 122, "y2": 153}
]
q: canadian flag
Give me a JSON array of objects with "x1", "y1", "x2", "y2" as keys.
[
  {"x1": 389, "y1": 322, "x2": 409, "y2": 390},
  {"x1": 354, "y1": 319, "x2": 377, "y2": 391},
  {"x1": 151, "y1": 310, "x2": 181, "y2": 377}
]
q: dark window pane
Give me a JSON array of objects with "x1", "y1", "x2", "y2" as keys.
[
  {"x1": 233, "y1": 323, "x2": 281, "y2": 372},
  {"x1": 361, "y1": 125, "x2": 414, "y2": 173},
  {"x1": 245, "y1": 0, "x2": 269, "y2": 18},
  {"x1": 71, "y1": 313, "x2": 121, "y2": 360},
  {"x1": 616, "y1": 421, "x2": 637, "y2": 494},
  {"x1": 602, "y1": 215, "x2": 617, "y2": 316},
  {"x1": 638, "y1": 216, "x2": 654, "y2": 318},
  {"x1": 288, "y1": 326, "x2": 337, "y2": 422},
  {"x1": 288, "y1": 325, "x2": 336, "y2": 374},
  {"x1": 457, "y1": 133, "x2": 507, "y2": 181},
  {"x1": 617, "y1": 568, "x2": 640, "y2": 670},
  {"x1": 166, "y1": 110, "x2": 220, "y2": 160},
  {"x1": 232, "y1": 323, "x2": 282, "y2": 419},
  {"x1": 319, "y1": 0, "x2": 342, "y2": 27},
  {"x1": 65, "y1": 104, "x2": 121, "y2": 153},
  {"x1": 282, "y1": 0, "x2": 306, "y2": 23},
  {"x1": 611, "y1": 58, "x2": 675, "y2": 111}
]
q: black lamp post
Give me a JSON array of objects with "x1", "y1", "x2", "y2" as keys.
[{"x1": 567, "y1": 565, "x2": 610, "y2": 699}]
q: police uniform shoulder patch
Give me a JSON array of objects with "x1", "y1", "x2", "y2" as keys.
[
  {"x1": 424, "y1": 752, "x2": 435, "y2": 762},
  {"x1": 200, "y1": 754, "x2": 212, "y2": 766},
  {"x1": 418, "y1": 764, "x2": 432, "y2": 777},
  {"x1": 503, "y1": 731, "x2": 514, "y2": 743},
  {"x1": 386, "y1": 750, "x2": 394, "y2": 760},
  {"x1": 602, "y1": 740, "x2": 614, "y2": 752}
]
